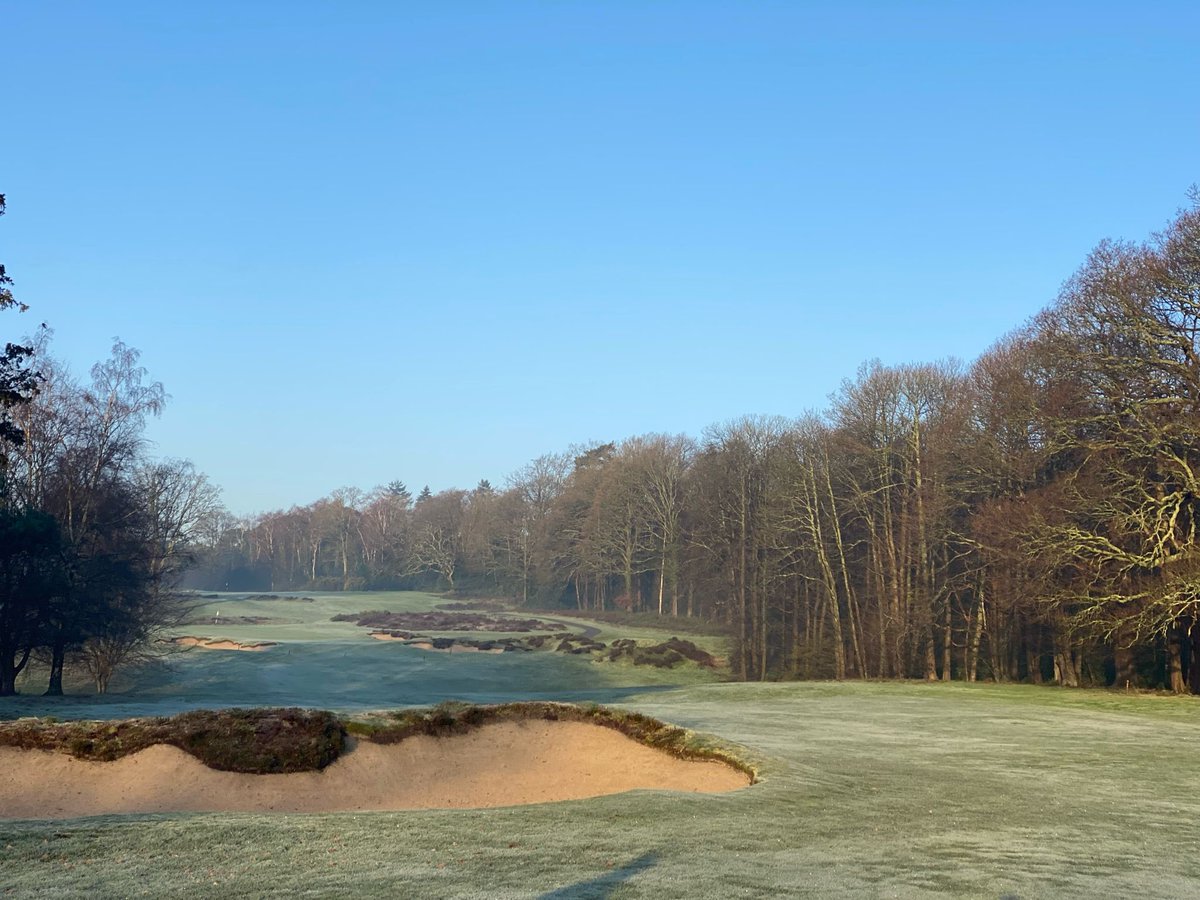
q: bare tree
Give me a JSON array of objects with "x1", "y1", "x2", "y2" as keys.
[{"x1": 408, "y1": 490, "x2": 465, "y2": 589}]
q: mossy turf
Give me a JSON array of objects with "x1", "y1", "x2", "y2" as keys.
[{"x1": 0, "y1": 702, "x2": 754, "y2": 780}]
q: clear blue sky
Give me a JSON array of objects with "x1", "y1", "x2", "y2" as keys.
[{"x1": 3, "y1": 2, "x2": 1198, "y2": 515}]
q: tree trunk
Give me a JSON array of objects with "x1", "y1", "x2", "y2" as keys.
[
  {"x1": 868, "y1": 533, "x2": 891, "y2": 678},
  {"x1": 624, "y1": 558, "x2": 634, "y2": 614},
  {"x1": 1053, "y1": 642, "x2": 1080, "y2": 687},
  {"x1": 940, "y1": 597, "x2": 953, "y2": 682},
  {"x1": 965, "y1": 584, "x2": 984, "y2": 683},
  {"x1": 792, "y1": 579, "x2": 803, "y2": 677},
  {"x1": 758, "y1": 556, "x2": 768, "y2": 681},
  {"x1": 657, "y1": 546, "x2": 667, "y2": 616},
  {"x1": 1027, "y1": 647, "x2": 1044, "y2": 684},
  {"x1": 1168, "y1": 630, "x2": 1186, "y2": 693},
  {"x1": 911, "y1": 414, "x2": 937, "y2": 682},
  {"x1": 0, "y1": 645, "x2": 32, "y2": 696},
  {"x1": 1189, "y1": 625, "x2": 1200, "y2": 695},
  {"x1": 822, "y1": 458, "x2": 864, "y2": 676},
  {"x1": 1113, "y1": 623, "x2": 1137, "y2": 690},
  {"x1": 44, "y1": 638, "x2": 66, "y2": 696},
  {"x1": 737, "y1": 494, "x2": 748, "y2": 681},
  {"x1": 805, "y1": 462, "x2": 845, "y2": 679}
]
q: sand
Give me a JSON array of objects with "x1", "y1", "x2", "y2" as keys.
[
  {"x1": 173, "y1": 637, "x2": 277, "y2": 651},
  {"x1": 404, "y1": 640, "x2": 505, "y2": 654},
  {"x1": 0, "y1": 721, "x2": 750, "y2": 819},
  {"x1": 369, "y1": 634, "x2": 505, "y2": 653}
]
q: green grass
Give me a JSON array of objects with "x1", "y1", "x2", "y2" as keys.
[
  {"x1": 172, "y1": 591, "x2": 731, "y2": 659},
  {"x1": 6, "y1": 595, "x2": 1200, "y2": 896},
  {"x1": 9, "y1": 591, "x2": 729, "y2": 715},
  {"x1": 4, "y1": 681, "x2": 1200, "y2": 897},
  {"x1": 173, "y1": 590, "x2": 453, "y2": 643}
]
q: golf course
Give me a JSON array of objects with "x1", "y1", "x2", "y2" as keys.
[
  {"x1": 1, "y1": 591, "x2": 1198, "y2": 898},
  {"x1": 6, "y1": 2, "x2": 1200, "y2": 896}
]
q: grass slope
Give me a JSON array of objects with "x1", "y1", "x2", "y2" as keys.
[{"x1": 4, "y1": 682, "x2": 1200, "y2": 897}]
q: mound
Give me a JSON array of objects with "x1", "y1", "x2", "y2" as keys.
[
  {"x1": 601, "y1": 637, "x2": 720, "y2": 668},
  {"x1": 0, "y1": 720, "x2": 750, "y2": 819}
]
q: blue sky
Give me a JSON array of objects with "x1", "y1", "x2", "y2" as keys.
[{"x1": 3, "y1": 1, "x2": 1198, "y2": 515}]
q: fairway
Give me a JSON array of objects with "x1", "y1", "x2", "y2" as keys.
[
  {"x1": 3, "y1": 592, "x2": 724, "y2": 721},
  {"x1": 4, "y1": 596, "x2": 1200, "y2": 899}
]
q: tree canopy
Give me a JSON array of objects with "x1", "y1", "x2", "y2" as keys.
[{"x1": 193, "y1": 197, "x2": 1200, "y2": 693}]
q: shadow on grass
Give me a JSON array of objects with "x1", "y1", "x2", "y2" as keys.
[{"x1": 540, "y1": 851, "x2": 659, "y2": 899}]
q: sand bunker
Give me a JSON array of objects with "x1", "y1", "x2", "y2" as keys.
[
  {"x1": 368, "y1": 632, "x2": 506, "y2": 653},
  {"x1": 0, "y1": 721, "x2": 749, "y2": 819},
  {"x1": 407, "y1": 640, "x2": 505, "y2": 654},
  {"x1": 368, "y1": 630, "x2": 411, "y2": 641},
  {"x1": 173, "y1": 637, "x2": 277, "y2": 651}
]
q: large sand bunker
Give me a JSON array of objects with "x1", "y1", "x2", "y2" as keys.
[{"x1": 0, "y1": 720, "x2": 750, "y2": 819}]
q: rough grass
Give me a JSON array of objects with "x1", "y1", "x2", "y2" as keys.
[
  {"x1": 0, "y1": 702, "x2": 754, "y2": 780},
  {"x1": 600, "y1": 637, "x2": 720, "y2": 668}
]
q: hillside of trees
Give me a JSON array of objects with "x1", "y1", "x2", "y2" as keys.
[{"x1": 193, "y1": 199, "x2": 1200, "y2": 692}]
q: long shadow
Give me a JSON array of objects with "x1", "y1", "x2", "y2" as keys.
[{"x1": 539, "y1": 851, "x2": 660, "y2": 899}]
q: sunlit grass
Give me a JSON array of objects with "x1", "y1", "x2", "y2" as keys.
[
  {"x1": 6, "y1": 596, "x2": 1200, "y2": 896},
  {"x1": 6, "y1": 592, "x2": 730, "y2": 721},
  {"x1": 4, "y1": 682, "x2": 1200, "y2": 897}
]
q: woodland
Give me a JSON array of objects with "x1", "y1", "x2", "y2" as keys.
[
  {"x1": 5, "y1": 196, "x2": 1200, "y2": 692},
  {"x1": 193, "y1": 199, "x2": 1200, "y2": 692}
]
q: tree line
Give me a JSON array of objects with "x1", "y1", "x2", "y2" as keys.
[
  {"x1": 196, "y1": 198, "x2": 1200, "y2": 692},
  {"x1": 7, "y1": 195, "x2": 1200, "y2": 694},
  {"x1": 0, "y1": 195, "x2": 220, "y2": 695}
]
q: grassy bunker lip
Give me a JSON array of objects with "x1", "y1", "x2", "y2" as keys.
[
  {"x1": 0, "y1": 702, "x2": 757, "y2": 782},
  {"x1": 0, "y1": 708, "x2": 344, "y2": 774},
  {"x1": 345, "y1": 701, "x2": 758, "y2": 782}
]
